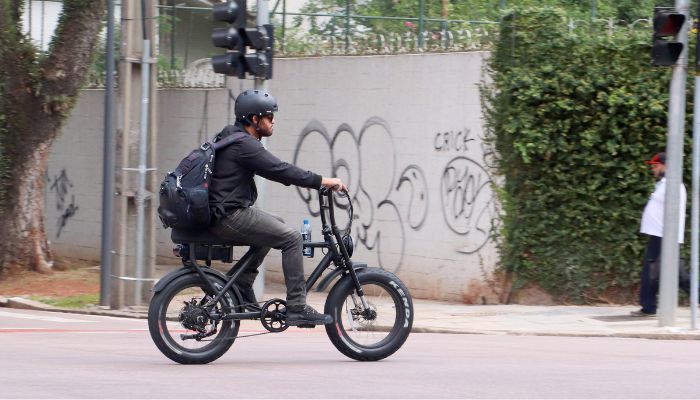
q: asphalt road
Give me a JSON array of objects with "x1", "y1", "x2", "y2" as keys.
[{"x1": 1, "y1": 308, "x2": 699, "y2": 399}]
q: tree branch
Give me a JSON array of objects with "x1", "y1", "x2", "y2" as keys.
[
  {"x1": 39, "y1": 0, "x2": 106, "y2": 117},
  {"x1": 0, "y1": 0, "x2": 37, "y2": 144}
]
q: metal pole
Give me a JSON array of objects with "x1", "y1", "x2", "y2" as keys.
[
  {"x1": 27, "y1": 0, "x2": 32, "y2": 36},
  {"x1": 441, "y1": 19, "x2": 448, "y2": 49},
  {"x1": 40, "y1": 0, "x2": 45, "y2": 50},
  {"x1": 591, "y1": 0, "x2": 597, "y2": 19},
  {"x1": 170, "y1": 0, "x2": 176, "y2": 69},
  {"x1": 692, "y1": 76, "x2": 700, "y2": 330},
  {"x1": 100, "y1": 0, "x2": 116, "y2": 308},
  {"x1": 256, "y1": 0, "x2": 269, "y2": 89},
  {"x1": 691, "y1": 0, "x2": 700, "y2": 330},
  {"x1": 282, "y1": 0, "x2": 286, "y2": 53},
  {"x1": 659, "y1": 0, "x2": 690, "y2": 327},
  {"x1": 345, "y1": 0, "x2": 350, "y2": 53},
  {"x1": 253, "y1": 0, "x2": 270, "y2": 301},
  {"x1": 135, "y1": 0, "x2": 152, "y2": 306},
  {"x1": 418, "y1": 0, "x2": 425, "y2": 49}
]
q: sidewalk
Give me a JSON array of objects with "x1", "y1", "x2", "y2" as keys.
[{"x1": 2, "y1": 274, "x2": 699, "y2": 340}]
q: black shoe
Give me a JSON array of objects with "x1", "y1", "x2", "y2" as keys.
[
  {"x1": 286, "y1": 305, "x2": 333, "y2": 326},
  {"x1": 236, "y1": 284, "x2": 260, "y2": 312},
  {"x1": 630, "y1": 309, "x2": 656, "y2": 317}
]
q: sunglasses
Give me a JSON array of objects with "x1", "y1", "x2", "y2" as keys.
[{"x1": 262, "y1": 113, "x2": 274, "y2": 122}]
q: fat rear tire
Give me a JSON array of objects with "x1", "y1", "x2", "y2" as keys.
[{"x1": 148, "y1": 274, "x2": 239, "y2": 364}]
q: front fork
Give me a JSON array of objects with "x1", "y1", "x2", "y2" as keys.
[{"x1": 343, "y1": 259, "x2": 370, "y2": 311}]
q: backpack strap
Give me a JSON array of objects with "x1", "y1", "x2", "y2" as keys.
[
  {"x1": 208, "y1": 125, "x2": 245, "y2": 151},
  {"x1": 210, "y1": 133, "x2": 238, "y2": 150},
  {"x1": 208, "y1": 128, "x2": 247, "y2": 220}
]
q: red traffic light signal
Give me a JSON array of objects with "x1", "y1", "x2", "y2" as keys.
[
  {"x1": 651, "y1": 9, "x2": 686, "y2": 66},
  {"x1": 653, "y1": 11, "x2": 685, "y2": 37}
]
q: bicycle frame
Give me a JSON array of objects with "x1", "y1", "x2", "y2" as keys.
[{"x1": 178, "y1": 187, "x2": 367, "y2": 322}]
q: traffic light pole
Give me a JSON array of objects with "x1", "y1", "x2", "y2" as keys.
[
  {"x1": 659, "y1": 0, "x2": 690, "y2": 327},
  {"x1": 691, "y1": 0, "x2": 700, "y2": 331},
  {"x1": 211, "y1": 0, "x2": 273, "y2": 300},
  {"x1": 100, "y1": 0, "x2": 116, "y2": 307},
  {"x1": 255, "y1": 0, "x2": 269, "y2": 91},
  {"x1": 252, "y1": 0, "x2": 270, "y2": 300}
]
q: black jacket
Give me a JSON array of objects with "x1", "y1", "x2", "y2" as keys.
[{"x1": 209, "y1": 124, "x2": 322, "y2": 219}]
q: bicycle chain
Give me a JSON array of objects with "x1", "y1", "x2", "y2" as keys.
[{"x1": 196, "y1": 299, "x2": 287, "y2": 341}]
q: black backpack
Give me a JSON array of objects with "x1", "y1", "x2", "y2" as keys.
[{"x1": 157, "y1": 133, "x2": 240, "y2": 230}]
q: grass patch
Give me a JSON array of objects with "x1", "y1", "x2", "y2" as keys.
[{"x1": 30, "y1": 294, "x2": 100, "y2": 309}]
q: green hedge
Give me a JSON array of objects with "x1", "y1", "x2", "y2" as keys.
[{"x1": 482, "y1": 7, "x2": 694, "y2": 303}]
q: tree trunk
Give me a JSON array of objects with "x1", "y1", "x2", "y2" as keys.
[
  {"x1": 441, "y1": 0, "x2": 449, "y2": 19},
  {"x1": 2, "y1": 141, "x2": 54, "y2": 273},
  {"x1": 0, "y1": 0, "x2": 106, "y2": 274}
]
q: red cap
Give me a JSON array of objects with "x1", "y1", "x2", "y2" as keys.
[{"x1": 645, "y1": 152, "x2": 666, "y2": 165}]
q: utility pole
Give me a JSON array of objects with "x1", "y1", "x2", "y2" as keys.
[
  {"x1": 659, "y1": 0, "x2": 690, "y2": 327},
  {"x1": 113, "y1": 0, "x2": 158, "y2": 308},
  {"x1": 210, "y1": 0, "x2": 274, "y2": 301},
  {"x1": 252, "y1": 0, "x2": 270, "y2": 300},
  {"x1": 690, "y1": 0, "x2": 700, "y2": 330},
  {"x1": 100, "y1": 0, "x2": 116, "y2": 307}
]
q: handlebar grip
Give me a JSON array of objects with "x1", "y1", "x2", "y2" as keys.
[{"x1": 319, "y1": 185, "x2": 346, "y2": 195}]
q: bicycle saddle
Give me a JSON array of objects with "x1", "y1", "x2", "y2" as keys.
[{"x1": 171, "y1": 228, "x2": 243, "y2": 246}]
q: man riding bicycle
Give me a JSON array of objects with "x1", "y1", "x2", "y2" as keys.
[{"x1": 209, "y1": 89, "x2": 347, "y2": 326}]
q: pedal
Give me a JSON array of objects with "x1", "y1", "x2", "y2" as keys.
[{"x1": 296, "y1": 323, "x2": 316, "y2": 329}]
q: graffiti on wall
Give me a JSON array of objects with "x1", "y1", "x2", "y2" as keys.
[
  {"x1": 293, "y1": 118, "x2": 498, "y2": 269},
  {"x1": 440, "y1": 157, "x2": 497, "y2": 254},
  {"x1": 47, "y1": 168, "x2": 79, "y2": 238},
  {"x1": 434, "y1": 128, "x2": 498, "y2": 254},
  {"x1": 293, "y1": 118, "x2": 428, "y2": 272}
]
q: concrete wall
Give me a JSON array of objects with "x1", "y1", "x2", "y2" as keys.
[{"x1": 46, "y1": 52, "x2": 501, "y2": 303}]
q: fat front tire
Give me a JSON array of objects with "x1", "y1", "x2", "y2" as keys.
[
  {"x1": 324, "y1": 268, "x2": 413, "y2": 361},
  {"x1": 148, "y1": 274, "x2": 240, "y2": 364}
]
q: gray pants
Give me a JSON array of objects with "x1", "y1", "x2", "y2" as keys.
[{"x1": 211, "y1": 207, "x2": 306, "y2": 307}]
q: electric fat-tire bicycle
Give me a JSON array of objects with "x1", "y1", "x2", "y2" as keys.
[{"x1": 147, "y1": 187, "x2": 414, "y2": 364}]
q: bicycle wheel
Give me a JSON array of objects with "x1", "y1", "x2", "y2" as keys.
[
  {"x1": 148, "y1": 273, "x2": 240, "y2": 364},
  {"x1": 324, "y1": 268, "x2": 413, "y2": 361}
]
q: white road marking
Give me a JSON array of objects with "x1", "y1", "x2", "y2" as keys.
[{"x1": 0, "y1": 310, "x2": 95, "y2": 323}]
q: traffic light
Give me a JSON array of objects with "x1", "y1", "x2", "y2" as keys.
[
  {"x1": 651, "y1": 8, "x2": 686, "y2": 66},
  {"x1": 211, "y1": 0, "x2": 247, "y2": 78},
  {"x1": 242, "y1": 24, "x2": 274, "y2": 79},
  {"x1": 211, "y1": 0, "x2": 273, "y2": 79}
]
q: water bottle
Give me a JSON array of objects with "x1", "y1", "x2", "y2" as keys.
[{"x1": 301, "y1": 219, "x2": 314, "y2": 258}]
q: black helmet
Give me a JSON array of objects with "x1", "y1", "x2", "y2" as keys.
[{"x1": 235, "y1": 89, "x2": 278, "y2": 124}]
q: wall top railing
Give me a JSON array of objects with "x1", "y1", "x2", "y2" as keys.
[{"x1": 81, "y1": 3, "x2": 656, "y2": 88}]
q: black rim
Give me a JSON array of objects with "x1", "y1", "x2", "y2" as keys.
[
  {"x1": 335, "y1": 280, "x2": 403, "y2": 350},
  {"x1": 158, "y1": 282, "x2": 237, "y2": 354}
]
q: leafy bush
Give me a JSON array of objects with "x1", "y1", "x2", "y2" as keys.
[{"x1": 481, "y1": 7, "x2": 694, "y2": 303}]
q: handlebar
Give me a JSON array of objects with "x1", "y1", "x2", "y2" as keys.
[
  {"x1": 318, "y1": 186, "x2": 353, "y2": 235},
  {"x1": 318, "y1": 184, "x2": 347, "y2": 196}
]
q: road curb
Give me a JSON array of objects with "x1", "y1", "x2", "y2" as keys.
[
  {"x1": 0, "y1": 296, "x2": 147, "y2": 319},
  {"x1": 411, "y1": 326, "x2": 700, "y2": 340},
  {"x1": 2, "y1": 296, "x2": 59, "y2": 311},
  {"x1": 2, "y1": 296, "x2": 698, "y2": 340}
]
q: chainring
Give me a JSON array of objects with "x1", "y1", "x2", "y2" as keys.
[{"x1": 260, "y1": 298, "x2": 288, "y2": 333}]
